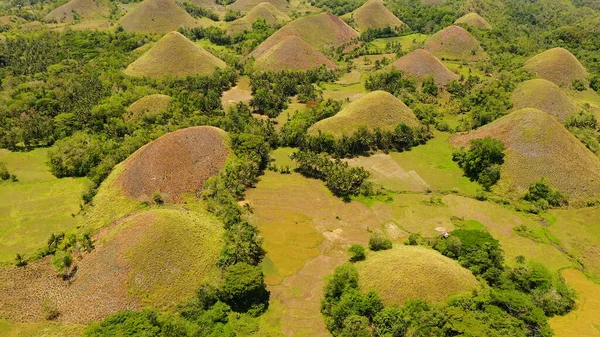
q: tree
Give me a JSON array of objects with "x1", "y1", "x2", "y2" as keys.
[
  {"x1": 219, "y1": 263, "x2": 269, "y2": 314},
  {"x1": 348, "y1": 245, "x2": 366, "y2": 262},
  {"x1": 340, "y1": 315, "x2": 370, "y2": 337},
  {"x1": 524, "y1": 178, "x2": 568, "y2": 208},
  {"x1": 453, "y1": 137, "x2": 505, "y2": 190}
]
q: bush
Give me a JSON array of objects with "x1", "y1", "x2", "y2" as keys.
[
  {"x1": 369, "y1": 234, "x2": 392, "y2": 251},
  {"x1": 453, "y1": 137, "x2": 505, "y2": 190},
  {"x1": 524, "y1": 178, "x2": 568, "y2": 207},
  {"x1": 348, "y1": 245, "x2": 366, "y2": 262}
]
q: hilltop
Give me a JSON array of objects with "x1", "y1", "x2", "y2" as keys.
[
  {"x1": 308, "y1": 90, "x2": 420, "y2": 137},
  {"x1": 229, "y1": 0, "x2": 288, "y2": 12},
  {"x1": 124, "y1": 31, "x2": 227, "y2": 78},
  {"x1": 524, "y1": 48, "x2": 589, "y2": 87},
  {"x1": 511, "y1": 79, "x2": 578, "y2": 123},
  {"x1": 118, "y1": 0, "x2": 198, "y2": 34},
  {"x1": 357, "y1": 245, "x2": 479, "y2": 305},
  {"x1": 227, "y1": 2, "x2": 290, "y2": 36},
  {"x1": 116, "y1": 126, "x2": 230, "y2": 203},
  {"x1": 390, "y1": 49, "x2": 459, "y2": 85},
  {"x1": 254, "y1": 35, "x2": 337, "y2": 71},
  {"x1": 127, "y1": 94, "x2": 171, "y2": 121},
  {"x1": 454, "y1": 12, "x2": 492, "y2": 30},
  {"x1": 424, "y1": 25, "x2": 486, "y2": 61},
  {"x1": 343, "y1": 0, "x2": 406, "y2": 32},
  {"x1": 251, "y1": 12, "x2": 358, "y2": 59},
  {"x1": 44, "y1": 0, "x2": 109, "y2": 22},
  {"x1": 451, "y1": 108, "x2": 600, "y2": 202}
]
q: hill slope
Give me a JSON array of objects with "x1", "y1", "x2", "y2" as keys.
[
  {"x1": 116, "y1": 126, "x2": 230, "y2": 203},
  {"x1": 255, "y1": 35, "x2": 337, "y2": 71},
  {"x1": 127, "y1": 94, "x2": 171, "y2": 121},
  {"x1": 451, "y1": 108, "x2": 600, "y2": 202},
  {"x1": 524, "y1": 48, "x2": 589, "y2": 87},
  {"x1": 251, "y1": 12, "x2": 358, "y2": 59},
  {"x1": 118, "y1": 0, "x2": 198, "y2": 34},
  {"x1": 124, "y1": 31, "x2": 226, "y2": 78},
  {"x1": 424, "y1": 25, "x2": 486, "y2": 61},
  {"x1": 45, "y1": 0, "x2": 109, "y2": 22},
  {"x1": 357, "y1": 245, "x2": 479, "y2": 305},
  {"x1": 228, "y1": 2, "x2": 290, "y2": 36},
  {"x1": 390, "y1": 49, "x2": 459, "y2": 85},
  {"x1": 229, "y1": 0, "x2": 288, "y2": 12},
  {"x1": 454, "y1": 12, "x2": 492, "y2": 30},
  {"x1": 511, "y1": 79, "x2": 578, "y2": 123},
  {"x1": 308, "y1": 90, "x2": 420, "y2": 137},
  {"x1": 343, "y1": 0, "x2": 405, "y2": 32}
]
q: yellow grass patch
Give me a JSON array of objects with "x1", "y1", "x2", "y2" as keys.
[
  {"x1": 44, "y1": 0, "x2": 109, "y2": 22},
  {"x1": 118, "y1": 0, "x2": 198, "y2": 34},
  {"x1": 255, "y1": 35, "x2": 337, "y2": 72},
  {"x1": 524, "y1": 47, "x2": 588, "y2": 87},
  {"x1": 390, "y1": 48, "x2": 459, "y2": 85},
  {"x1": 454, "y1": 12, "x2": 492, "y2": 30},
  {"x1": 127, "y1": 94, "x2": 171, "y2": 121},
  {"x1": 511, "y1": 79, "x2": 578, "y2": 123},
  {"x1": 424, "y1": 25, "x2": 487, "y2": 62},
  {"x1": 343, "y1": 0, "x2": 405, "y2": 32}
]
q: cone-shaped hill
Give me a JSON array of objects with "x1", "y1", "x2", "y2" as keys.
[
  {"x1": 308, "y1": 90, "x2": 420, "y2": 137},
  {"x1": 124, "y1": 31, "x2": 226, "y2": 78},
  {"x1": 115, "y1": 126, "x2": 230, "y2": 203},
  {"x1": 454, "y1": 12, "x2": 492, "y2": 30},
  {"x1": 228, "y1": 2, "x2": 290, "y2": 36},
  {"x1": 255, "y1": 35, "x2": 337, "y2": 72},
  {"x1": 357, "y1": 245, "x2": 479, "y2": 305},
  {"x1": 511, "y1": 79, "x2": 578, "y2": 123},
  {"x1": 390, "y1": 49, "x2": 459, "y2": 86},
  {"x1": 127, "y1": 94, "x2": 172, "y2": 121},
  {"x1": 45, "y1": 0, "x2": 109, "y2": 22},
  {"x1": 251, "y1": 12, "x2": 358, "y2": 59},
  {"x1": 230, "y1": 0, "x2": 288, "y2": 12},
  {"x1": 343, "y1": 0, "x2": 406, "y2": 32},
  {"x1": 451, "y1": 108, "x2": 600, "y2": 202},
  {"x1": 524, "y1": 48, "x2": 589, "y2": 87},
  {"x1": 118, "y1": 0, "x2": 198, "y2": 34},
  {"x1": 424, "y1": 25, "x2": 486, "y2": 61}
]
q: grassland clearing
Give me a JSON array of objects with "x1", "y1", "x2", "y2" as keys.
[
  {"x1": 371, "y1": 33, "x2": 429, "y2": 50},
  {"x1": 0, "y1": 319, "x2": 85, "y2": 337},
  {"x1": 221, "y1": 76, "x2": 253, "y2": 110},
  {"x1": 0, "y1": 148, "x2": 89, "y2": 265},
  {"x1": 345, "y1": 153, "x2": 429, "y2": 192},
  {"x1": 524, "y1": 47, "x2": 588, "y2": 87}
]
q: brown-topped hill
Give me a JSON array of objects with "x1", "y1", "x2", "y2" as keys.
[
  {"x1": 229, "y1": 0, "x2": 288, "y2": 12},
  {"x1": 118, "y1": 0, "x2": 198, "y2": 34},
  {"x1": 454, "y1": 12, "x2": 492, "y2": 30},
  {"x1": 511, "y1": 79, "x2": 578, "y2": 123},
  {"x1": 251, "y1": 12, "x2": 358, "y2": 59},
  {"x1": 255, "y1": 35, "x2": 337, "y2": 71},
  {"x1": 45, "y1": 0, "x2": 109, "y2": 22},
  {"x1": 390, "y1": 49, "x2": 458, "y2": 85},
  {"x1": 424, "y1": 25, "x2": 486, "y2": 61},
  {"x1": 451, "y1": 108, "x2": 600, "y2": 202},
  {"x1": 124, "y1": 31, "x2": 227, "y2": 78},
  {"x1": 228, "y1": 2, "x2": 290, "y2": 36},
  {"x1": 127, "y1": 94, "x2": 172, "y2": 121},
  {"x1": 524, "y1": 47, "x2": 588, "y2": 87},
  {"x1": 343, "y1": 0, "x2": 405, "y2": 32},
  {"x1": 117, "y1": 126, "x2": 230, "y2": 203}
]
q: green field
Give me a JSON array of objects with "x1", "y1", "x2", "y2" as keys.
[
  {"x1": 0, "y1": 148, "x2": 90, "y2": 265},
  {"x1": 0, "y1": 319, "x2": 85, "y2": 337},
  {"x1": 372, "y1": 33, "x2": 429, "y2": 50}
]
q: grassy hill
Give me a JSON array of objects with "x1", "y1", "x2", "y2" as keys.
[
  {"x1": 343, "y1": 0, "x2": 406, "y2": 32},
  {"x1": 118, "y1": 0, "x2": 198, "y2": 34},
  {"x1": 451, "y1": 108, "x2": 600, "y2": 202},
  {"x1": 390, "y1": 48, "x2": 459, "y2": 85},
  {"x1": 454, "y1": 12, "x2": 492, "y2": 30},
  {"x1": 511, "y1": 79, "x2": 578, "y2": 123},
  {"x1": 126, "y1": 94, "x2": 171, "y2": 121},
  {"x1": 424, "y1": 25, "x2": 487, "y2": 61},
  {"x1": 308, "y1": 90, "x2": 420, "y2": 137},
  {"x1": 250, "y1": 12, "x2": 358, "y2": 59},
  {"x1": 124, "y1": 31, "x2": 227, "y2": 78},
  {"x1": 227, "y1": 2, "x2": 290, "y2": 36},
  {"x1": 357, "y1": 245, "x2": 479, "y2": 305},
  {"x1": 116, "y1": 126, "x2": 230, "y2": 203},
  {"x1": 255, "y1": 35, "x2": 337, "y2": 71},
  {"x1": 44, "y1": 0, "x2": 109, "y2": 22},
  {"x1": 229, "y1": 0, "x2": 288, "y2": 12},
  {"x1": 524, "y1": 47, "x2": 589, "y2": 87}
]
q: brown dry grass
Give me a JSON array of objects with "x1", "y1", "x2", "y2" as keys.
[
  {"x1": 227, "y1": 2, "x2": 290, "y2": 36},
  {"x1": 343, "y1": 0, "x2": 405, "y2": 32},
  {"x1": 221, "y1": 76, "x2": 253, "y2": 109},
  {"x1": 454, "y1": 12, "x2": 492, "y2": 30},
  {"x1": 390, "y1": 48, "x2": 459, "y2": 85},
  {"x1": 424, "y1": 25, "x2": 487, "y2": 62},
  {"x1": 451, "y1": 108, "x2": 600, "y2": 202},
  {"x1": 124, "y1": 31, "x2": 227, "y2": 78},
  {"x1": 511, "y1": 79, "x2": 578, "y2": 123},
  {"x1": 524, "y1": 47, "x2": 589, "y2": 87},
  {"x1": 117, "y1": 126, "x2": 230, "y2": 203},
  {"x1": 126, "y1": 94, "x2": 171, "y2": 121},
  {"x1": 308, "y1": 90, "x2": 420, "y2": 137},
  {"x1": 255, "y1": 35, "x2": 337, "y2": 72},
  {"x1": 118, "y1": 0, "x2": 198, "y2": 34},
  {"x1": 44, "y1": 0, "x2": 109, "y2": 22},
  {"x1": 357, "y1": 245, "x2": 479, "y2": 305},
  {"x1": 229, "y1": 0, "x2": 288, "y2": 12},
  {"x1": 250, "y1": 12, "x2": 358, "y2": 59}
]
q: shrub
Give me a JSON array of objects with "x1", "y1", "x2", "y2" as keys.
[
  {"x1": 42, "y1": 299, "x2": 60, "y2": 320},
  {"x1": 524, "y1": 178, "x2": 568, "y2": 207},
  {"x1": 15, "y1": 253, "x2": 27, "y2": 267},
  {"x1": 348, "y1": 245, "x2": 366, "y2": 262},
  {"x1": 452, "y1": 137, "x2": 505, "y2": 190},
  {"x1": 369, "y1": 234, "x2": 392, "y2": 251}
]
